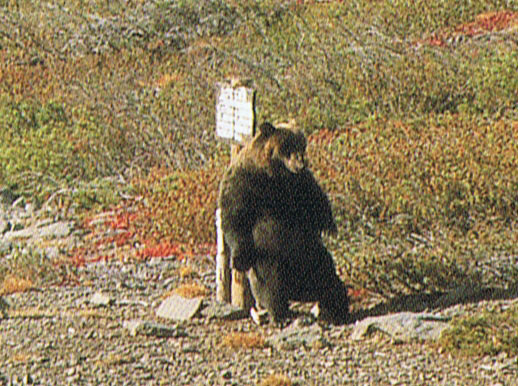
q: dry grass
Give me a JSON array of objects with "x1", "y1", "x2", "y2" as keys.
[
  {"x1": 95, "y1": 354, "x2": 134, "y2": 367},
  {"x1": 166, "y1": 283, "x2": 210, "y2": 299},
  {"x1": 259, "y1": 374, "x2": 293, "y2": 386},
  {"x1": 221, "y1": 332, "x2": 266, "y2": 349},
  {"x1": 7, "y1": 307, "x2": 54, "y2": 319},
  {"x1": 10, "y1": 352, "x2": 32, "y2": 364},
  {"x1": 178, "y1": 265, "x2": 197, "y2": 279},
  {"x1": 0, "y1": 275, "x2": 34, "y2": 295},
  {"x1": 77, "y1": 307, "x2": 113, "y2": 319}
]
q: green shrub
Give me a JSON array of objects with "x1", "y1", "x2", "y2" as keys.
[
  {"x1": 308, "y1": 117, "x2": 518, "y2": 295},
  {"x1": 439, "y1": 304, "x2": 518, "y2": 357}
]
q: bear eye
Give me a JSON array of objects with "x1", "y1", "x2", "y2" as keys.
[{"x1": 281, "y1": 140, "x2": 305, "y2": 156}]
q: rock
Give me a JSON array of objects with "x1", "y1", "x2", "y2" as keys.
[
  {"x1": 123, "y1": 320, "x2": 187, "y2": 338},
  {"x1": 250, "y1": 307, "x2": 269, "y2": 325},
  {"x1": 351, "y1": 312, "x2": 451, "y2": 342},
  {"x1": 12, "y1": 222, "x2": 24, "y2": 232},
  {"x1": 44, "y1": 246, "x2": 61, "y2": 260},
  {"x1": 221, "y1": 369, "x2": 232, "y2": 380},
  {"x1": 266, "y1": 323, "x2": 330, "y2": 351},
  {"x1": 0, "y1": 297, "x2": 9, "y2": 319},
  {"x1": 89, "y1": 292, "x2": 113, "y2": 307},
  {"x1": 181, "y1": 344, "x2": 199, "y2": 354},
  {"x1": 0, "y1": 240, "x2": 12, "y2": 255},
  {"x1": 156, "y1": 294, "x2": 203, "y2": 321},
  {"x1": 35, "y1": 221, "x2": 75, "y2": 238},
  {"x1": 290, "y1": 314, "x2": 318, "y2": 328},
  {"x1": 24, "y1": 202, "x2": 35, "y2": 215},
  {"x1": 3, "y1": 221, "x2": 74, "y2": 241},
  {"x1": 201, "y1": 302, "x2": 249, "y2": 321},
  {"x1": 310, "y1": 303, "x2": 320, "y2": 319},
  {"x1": 0, "y1": 216, "x2": 10, "y2": 235},
  {"x1": 12, "y1": 196, "x2": 25, "y2": 208},
  {"x1": 0, "y1": 187, "x2": 18, "y2": 206}
]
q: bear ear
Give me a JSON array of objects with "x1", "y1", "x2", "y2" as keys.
[{"x1": 259, "y1": 122, "x2": 276, "y2": 137}]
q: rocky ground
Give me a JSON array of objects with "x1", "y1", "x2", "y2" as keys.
[{"x1": 1, "y1": 189, "x2": 518, "y2": 385}]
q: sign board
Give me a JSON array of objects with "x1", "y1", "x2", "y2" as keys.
[{"x1": 216, "y1": 84, "x2": 255, "y2": 142}]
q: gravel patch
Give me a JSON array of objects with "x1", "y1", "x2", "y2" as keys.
[{"x1": 1, "y1": 256, "x2": 518, "y2": 385}]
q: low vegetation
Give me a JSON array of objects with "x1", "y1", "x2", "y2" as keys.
[
  {"x1": 171, "y1": 283, "x2": 210, "y2": 299},
  {"x1": 1, "y1": 0, "x2": 517, "y2": 356},
  {"x1": 259, "y1": 374, "x2": 293, "y2": 386},
  {"x1": 221, "y1": 332, "x2": 266, "y2": 349},
  {"x1": 439, "y1": 303, "x2": 518, "y2": 357}
]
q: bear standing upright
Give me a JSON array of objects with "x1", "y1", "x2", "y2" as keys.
[{"x1": 218, "y1": 122, "x2": 349, "y2": 324}]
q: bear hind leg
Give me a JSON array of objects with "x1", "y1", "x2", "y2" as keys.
[
  {"x1": 247, "y1": 257, "x2": 289, "y2": 323},
  {"x1": 317, "y1": 278, "x2": 350, "y2": 324}
]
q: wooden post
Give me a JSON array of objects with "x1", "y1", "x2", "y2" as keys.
[
  {"x1": 215, "y1": 208, "x2": 230, "y2": 303},
  {"x1": 215, "y1": 80, "x2": 255, "y2": 310},
  {"x1": 228, "y1": 143, "x2": 254, "y2": 310},
  {"x1": 231, "y1": 268, "x2": 253, "y2": 309}
]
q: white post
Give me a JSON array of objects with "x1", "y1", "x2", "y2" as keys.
[{"x1": 215, "y1": 208, "x2": 230, "y2": 303}]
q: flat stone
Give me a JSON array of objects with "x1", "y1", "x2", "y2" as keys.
[
  {"x1": 123, "y1": 320, "x2": 187, "y2": 338},
  {"x1": 35, "y1": 221, "x2": 74, "y2": 238},
  {"x1": 266, "y1": 323, "x2": 330, "y2": 351},
  {"x1": 3, "y1": 221, "x2": 74, "y2": 241},
  {"x1": 156, "y1": 294, "x2": 203, "y2": 321},
  {"x1": 201, "y1": 302, "x2": 249, "y2": 321},
  {"x1": 351, "y1": 312, "x2": 451, "y2": 342},
  {"x1": 89, "y1": 292, "x2": 113, "y2": 307}
]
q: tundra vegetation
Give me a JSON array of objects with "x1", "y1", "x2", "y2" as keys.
[{"x1": 0, "y1": 0, "x2": 517, "y2": 356}]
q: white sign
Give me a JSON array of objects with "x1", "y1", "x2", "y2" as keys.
[{"x1": 216, "y1": 84, "x2": 255, "y2": 142}]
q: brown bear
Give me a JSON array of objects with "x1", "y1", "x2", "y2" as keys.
[{"x1": 218, "y1": 122, "x2": 349, "y2": 324}]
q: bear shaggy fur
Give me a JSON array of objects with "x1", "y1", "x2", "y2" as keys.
[{"x1": 218, "y1": 122, "x2": 350, "y2": 324}]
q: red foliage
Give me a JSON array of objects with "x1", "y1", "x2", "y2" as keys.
[
  {"x1": 72, "y1": 205, "x2": 214, "y2": 266},
  {"x1": 68, "y1": 252, "x2": 116, "y2": 267},
  {"x1": 455, "y1": 11, "x2": 518, "y2": 37},
  {"x1": 427, "y1": 34, "x2": 448, "y2": 47},
  {"x1": 307, "y1": 128, "x2": 338, "y2": 146},
  {"x1": 72, "y1": 207, "x2": 218, "y2": 267},
  {"x1": 135, "y1": 241, "x2": 217, "y2": 260},
  {"x1": 136, "y1": 242, "x2": 191, "y2": 260},
  {"x1": 423, "y1": 10, "x2": 518, "y2": 47},
  {"x1": 347, "y1": 287, "x2": 369, "y2": 302},
  {"x1": 107, "y1": 212, "x2": 138, "y2": 230}
]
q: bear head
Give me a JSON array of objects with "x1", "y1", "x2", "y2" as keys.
[{"x1": 237, "y1": 122, "x2": 307, "y2": 177}]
